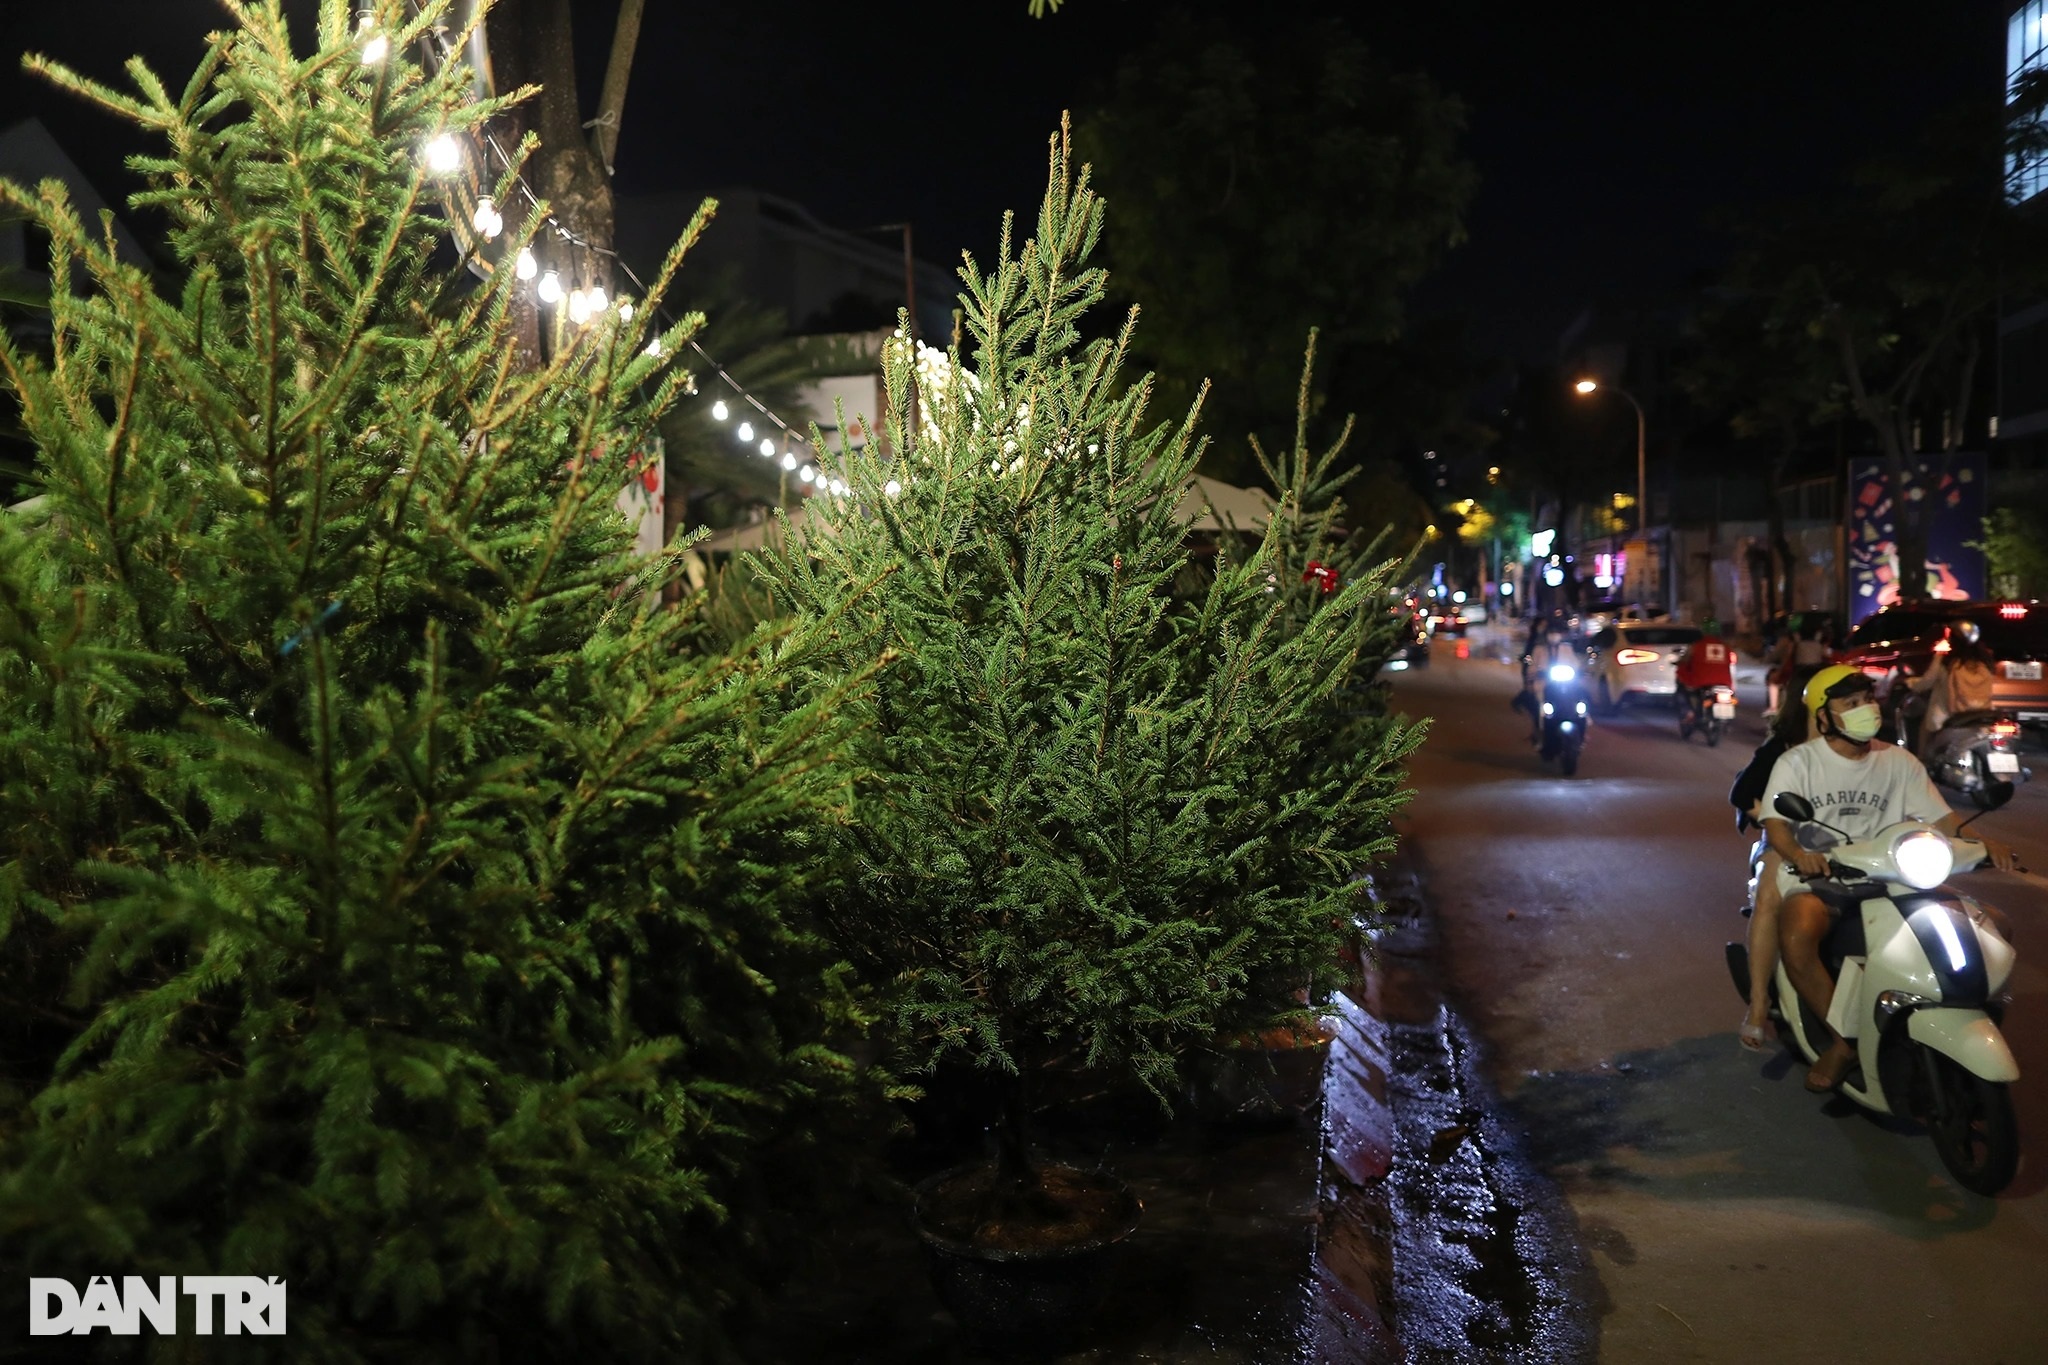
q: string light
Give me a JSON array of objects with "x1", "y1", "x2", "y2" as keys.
[
  {"x1": 567, "y1": 287, "x2": 593, "y2": 324},
  {"x1": 471, "y1": 195, "x2": 502, "y2": 240},
  {"x1": 423, "y1": 133, "x2": 462, "y2": 174},
  {"x1": 799, "y1": 466, "x2": 816, "y2": 484},
  {"x1": 357, "y1": 11, "x2": 389, "y2": 65},
  {"x1": 403, "y1": 12, "x2": 824, "y2": 479}
]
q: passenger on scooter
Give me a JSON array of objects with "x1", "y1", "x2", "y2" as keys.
[
  {"x1": 1674, "y1": 618, "x2": 1734, "y2": 720},
  {"x1": 1763, "y1": 666, "x2": 2018, "y2": 1093},
  {"x1": 1907, "y1": 622, "x2": 1998, "y2": 750},
  {"x1": 1727, "y1": 703, "x2": 1810, "y2": 1052}
]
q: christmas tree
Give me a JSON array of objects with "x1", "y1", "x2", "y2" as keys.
[
  {"x1": 763, "y1": 125, "x2": 1421, "y2": 1217},
  {"x1": 0, "y1": 2, "x2": 874, "y2": 1357}
]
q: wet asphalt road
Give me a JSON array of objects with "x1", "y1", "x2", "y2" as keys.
[{"x1": 1387, "y1": 628, "x2": 2048, "y2": 1364}]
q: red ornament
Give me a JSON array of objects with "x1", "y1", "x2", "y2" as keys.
[{"x1": 1302, "y1": 561, "x2": 1339, "y2": 594}]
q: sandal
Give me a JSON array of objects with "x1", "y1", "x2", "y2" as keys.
[
  {"x1": 1804, "y1": 1047, "x2": 1854, "y2": 1094},
  {"x1": 1738, "y1": 1020, "x2": 1771, "y2": 1053}
]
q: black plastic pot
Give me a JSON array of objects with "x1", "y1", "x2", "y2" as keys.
[
  {"x1": 914, "y1": 1164, "x2": 1142, "y2": 1355},
  {"x1": 1195, "y1": 1020, "x2": 1335, "y2": 1124}
]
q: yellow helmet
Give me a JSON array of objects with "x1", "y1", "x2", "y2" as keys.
[{"x1": 1803, "y1": 663, "x2": 1872, "y2": 727}]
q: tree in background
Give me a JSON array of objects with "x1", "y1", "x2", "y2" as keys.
[
  {"x1": 0, "y1": 3, "x2": 877, "y2": 1357},
  {"x1": 1076, "y1": 13, "x2": 1473, "y2": 482},
  {"x1": 762, "y1": 129, "x2": 1420, "y2": 1223},
  {"x1": 1735, "y1": 86, "x2": 2048, "y2": 603},
  {"x1": 1680, "y1": 282, "x2": 1843, "y2": 621}
]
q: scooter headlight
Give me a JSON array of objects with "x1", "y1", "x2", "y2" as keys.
[
  {"x1": 1891, "y1": 829, "x2": 1954, "y2": 890},
  {"x1": 1548, "y1": 663, "x2": 1576, "y2": 683}
]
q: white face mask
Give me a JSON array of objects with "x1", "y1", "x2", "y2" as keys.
[{"x1": 1835, "y1": 702, "x2": 1883, "y2": 742}]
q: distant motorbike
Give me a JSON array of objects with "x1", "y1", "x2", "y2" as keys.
[
  {"x1": 1537, "y1": 661, "x2": 1591, "y2": 776},
  {"x1": 1677, "y1": 684, "x2": 1737, "y2": 747},
  {"x1": 1725, "y1": 789, "x2": 2022, "y2": 1194},
  {"x1": 1919, "y1": 709, "x2": 2031, "y2": 808}
]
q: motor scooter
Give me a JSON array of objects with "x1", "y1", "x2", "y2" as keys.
[
  {"x1": 1677, "y1": 684, "x2": 1737, "y2": 747},
  {"x1": 1537, "y1": 660, "x2": 1591, "y2": 776},
  {"x1": 1725, "y1": 789, "x2": 2022, "y2": 1194},
  {"x1": 1919, "y1": 709, "x2": 2031, "y2": 808}
]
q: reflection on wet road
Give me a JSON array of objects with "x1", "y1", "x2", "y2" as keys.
[{"x1": 1388, "y1": 629, "x2": 2048, "y2": 1363}]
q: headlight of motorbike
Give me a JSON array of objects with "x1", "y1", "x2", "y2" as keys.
[
  {"x1": 1548, "y1": 663, "x2": 1576, "y2": 683},
  {"x1": 1891, "y1": 829, "x2": 1954, "y2": 890}
]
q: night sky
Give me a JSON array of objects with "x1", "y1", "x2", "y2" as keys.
[{"x1": 0, "y1": 0, "x2": 2022, "y2": 362}]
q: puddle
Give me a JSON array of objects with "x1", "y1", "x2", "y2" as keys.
[{"x1": 1384, "y1": 1007, "x2": 1597, "y2": 1364}]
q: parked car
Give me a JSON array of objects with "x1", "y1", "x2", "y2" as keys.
[
  {"x1": 1424, "y1": 607, "x2": 1468, "y2": 638},
  {"x1": 1832, "y1": 600, "x2": 2048, "y2": 733},
  {"x1": 1586, "y1": 622, "x2": 1704, "y2": 711}
]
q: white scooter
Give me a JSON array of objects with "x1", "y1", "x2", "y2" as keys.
[{"x1": 1725, "y1": 789, "x2": 2022, "y2": 1194}]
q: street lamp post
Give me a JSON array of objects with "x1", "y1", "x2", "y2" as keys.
[{"x1": 1574, "y1": 379, "x2": 1646, "y2": 537}]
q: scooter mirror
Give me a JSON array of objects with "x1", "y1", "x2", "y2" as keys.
[{"x1": 1773, "y1": 792, "x2": 1816, "y2": 823}]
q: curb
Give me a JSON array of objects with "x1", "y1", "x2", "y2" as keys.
[{"x1": 1307, "y1": 916, "x2": 1404, "y2": 1364}]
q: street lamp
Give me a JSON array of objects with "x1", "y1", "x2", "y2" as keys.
[{"x1": 1573, "y1": 379, "x2": 1646, "y2": 537}]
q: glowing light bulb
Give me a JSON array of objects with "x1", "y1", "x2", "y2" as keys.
[
  {"x1": 884, "y1": 479, "x2": 902, "y2": 498},
  {"x1": 711, "y1": 400, "x2": 729, "y2": 421},
  {"x1": 423, "y1": 133, "x2": 462, "y2": 174},
  {"x1": 830, "y1": 478, "x2": 848, "y2": 495},
  {"x1": 586, "y1": 286, "x2": 607, "y2": 314},
  {"x1": 357, "y1": 12, "x2": 388, "y2": 64},
  {"x1": 536, "y1": 270, "x2": 563, "y2": 304},
  {"x1": 736, "y1": 422, "x2": 754, "y2": 442},
  {"x1": 759, "y1": 438, "x2": 776, "y2": 457},
  {"x1": 514, "y1": 246, "x2": 537, "y2": 280},
  {"x1": 471, "y1": 196, "x2": 502, "y2": 240},
  {"x1": 567, "y1": 288, "x2": 592, "y2": 324},
  {"x1": 799, "y1": 465, "x2": 816, "y2": 484},
  {"x1": 618, "y1": 299, "x2": 634, "y2": 322},
  {"x1": 781, "y1": 453, "x2": 798, "y2": 471}
]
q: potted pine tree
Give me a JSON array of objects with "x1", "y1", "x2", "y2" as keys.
[
  {"x1": 0, "y1": 3, "x2": 878, "y2": 1357},
  {"x1": 762, "y1": 126, "x2": 1421, "y2": 1351}
]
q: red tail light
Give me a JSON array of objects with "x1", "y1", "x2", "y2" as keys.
[
  {"x1": 1992, "y1": 720, "x2": 2021, "y2": 738},
  {"x1": 1615, "y1": 648, "x2": 1658, "y2": 666},
  {"x1": 1999, "y1": 602, "x2": 2028, "y2": 620}
]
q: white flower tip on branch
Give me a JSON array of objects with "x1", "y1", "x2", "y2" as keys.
[
  {"x1": 884, "y1": 479, "x2": 902, "y2": 498},
  {"x1": 644, "y1": 338, "x2": 663, "y2": 357},
  {"x1": 618, "y1": 299, "x2": 633, "y2": 322}
]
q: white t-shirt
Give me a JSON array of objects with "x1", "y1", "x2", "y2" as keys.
[{"x1": 1762, "y1": 737, "x2": 1950, "y2": 843}]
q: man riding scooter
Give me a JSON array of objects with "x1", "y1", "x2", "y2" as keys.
[
  {"x1": 1762, "y1": 666, "x2": 2018, "y2": 1093},
  {"x1": 1674, "y1": 618, "x2": 1736, "y2": 742}
]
